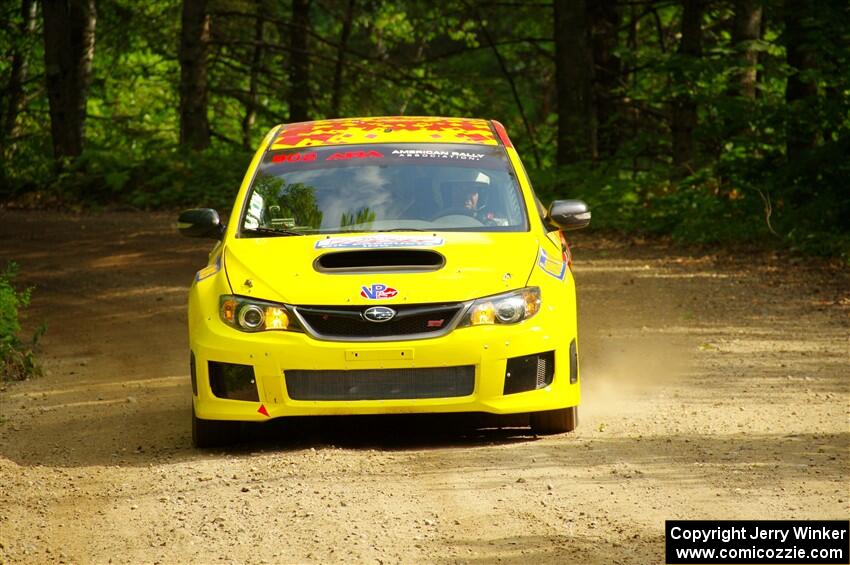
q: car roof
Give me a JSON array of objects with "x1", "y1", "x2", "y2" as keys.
[{"x1": 270, "y1": 116, "x2": 500, "y2": 150}]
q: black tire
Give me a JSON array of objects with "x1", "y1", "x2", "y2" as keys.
[
  {"x1": 191, "y1": 405, "x2": 240, "y2": 448},
  {"x1": 530, "y1": 406, "x2": 578, "y2": 435}
]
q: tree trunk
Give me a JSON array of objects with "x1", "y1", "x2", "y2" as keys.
[
  {"x1": 671, "y1": 0, "x2": 702, "y2": 172},
  {"x1": 755, "y1": 14, "x2": 766, "y2": 99},
  {"x1": 242, "y1": 1, "x2": 265, "y2": 149},
  {"x1": 42, "y1": 0, "x2": 96, "y2": 162},
  {"x1": 589, "y1": 0, "x2": 621, "y2": 159},
  {"x1": 784, "y1": 0, "x2": 817, "y2": 162},
  {"x1": 289, "y1": 0, "x2": 311, "y2": 123},
  {"x1": 330, "y1": 0, "x2": 356, "y2": 119},
  {"x1": 3, "y1": 0, "x2": 38, "y2": 150},
  {"x1": 628, "y1": 3, "x2": 639, "y2": 178},
  {"x1": 179, "y1": 0, "x2": 211, "y2": 150},
  {"x1": 731, "y1": 0, "x2": 762, "y2": 99},
  {"x1": 554, "y1": 0, "x2": 593, "y2": 166}
]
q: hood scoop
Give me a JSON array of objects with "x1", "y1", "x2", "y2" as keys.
[{"x1": 314, "y1": 249, "x2": 445, "y2": 273}]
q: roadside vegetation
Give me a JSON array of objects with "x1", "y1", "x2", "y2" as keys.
[
  {"x1": 0, "y1": 262, "x2": 43, "y2": 381},
  {"x1": 0, "y1": 1, "x2": 847, "y2": 258}
]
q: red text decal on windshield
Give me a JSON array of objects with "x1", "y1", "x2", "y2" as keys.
[
  {"x1": 326, "y1": 150, "x2": 384, "y2": 161},
  {"x1": 272, "y1": 153, "x2": 317, "y2": 163}
]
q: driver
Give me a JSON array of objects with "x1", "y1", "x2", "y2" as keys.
[
  {"x1": 446, "y1": 182, "x2": 484, "y2": 214},
  {"x1": 460, "y1": 185, "x2": 480, "y2": 213},
  {"x1": 440, "y1": 180, "x2": 506, "y2": 225}
]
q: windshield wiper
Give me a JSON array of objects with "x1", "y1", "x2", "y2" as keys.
[
  {"x1": 242, "y1": 227, "x2": 307, "y2": 237},
  {"x1": 375, "y1": 228, "x2": 428, "y2": 232}
]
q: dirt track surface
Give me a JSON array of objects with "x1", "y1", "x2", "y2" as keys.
[{"x1": 0, "y1": 210, "x2": 848, "y2": 564}]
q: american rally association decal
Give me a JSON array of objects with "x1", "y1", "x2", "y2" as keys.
[
  {"x1": 538, "y1": 248, "x2": 567, "y2": 280},
  {"x1": 391, "y1": 149, "x2": 485, "y2": 160},
  {"x1": 315, "y1": 235, "x2": 444, "y2": 249},
  {"x1": 360, "y1": 284, "x2": 398, "y2": 300}
]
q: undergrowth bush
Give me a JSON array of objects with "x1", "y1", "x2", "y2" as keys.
[
  {"x1": 4, "y1": 142, "x2": 253, "y2": 212},
  {"x1": 1, "y1": 262, "x2": 44, "y2": 381},
  {"x1": 530, "y1": 146, "x2": 850, "y2": 262},
  {"x1": 4, "y1": 132, "x2": 848, "y2": 262}
]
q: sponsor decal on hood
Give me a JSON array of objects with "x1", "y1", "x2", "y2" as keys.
[
  {"x1": 316, "y1": 235, "x2": 444, "y2": 249},
  {"x1": 360, "y1": 284, "x2": 398, "y2": 300}
]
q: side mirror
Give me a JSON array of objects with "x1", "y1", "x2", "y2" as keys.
[
  {"x1": 177, "y1": 208, "x2": 224, "y2": 239},
  {"x1": 546, "y1": 200, "x2": 591, "y2": 231}
]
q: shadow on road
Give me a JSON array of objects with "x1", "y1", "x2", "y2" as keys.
[
  {"x1": 237, "y1": 412, "x2": 539, "y2": 452},
  {"x1": 406, "y1": 430, "x2": 850, "y2": 487},
  {"x1": 0, "y1": 393, "x2": 541, "y2": 468}
]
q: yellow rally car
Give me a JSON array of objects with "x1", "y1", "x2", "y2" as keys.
[{"x1": 178, "y1": 117, "x2": 590, "y2": 447}]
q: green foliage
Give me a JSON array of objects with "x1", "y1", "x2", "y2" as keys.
[
  {"x1": 528, "y1": 0, "x2": 850, "y2": 260},
  {"x1": 0, "y1": 263, "x2": 43, "y2": 382},
  {"x1": 1, "y1": 0, "x2": 848, "y2": 260},
  {"x1": 0, "y1": 263, "x2": 28, "y2": 341},
  {"x1": 9, "y1": 142, "x2": 254, "y2": 211}
]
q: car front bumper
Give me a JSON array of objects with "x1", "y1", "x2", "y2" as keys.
[{"x1": 189, "y1": 302, "x2": 580, "y2": 422}]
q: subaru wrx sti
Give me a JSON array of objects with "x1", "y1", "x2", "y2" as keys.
[{"x1": 178, "y1": 117, "x2": 590, "y2": 447}]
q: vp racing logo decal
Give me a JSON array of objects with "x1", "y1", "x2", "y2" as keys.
[{"x1": 360, "y1": 284, "x2": 398, "y2": 300}]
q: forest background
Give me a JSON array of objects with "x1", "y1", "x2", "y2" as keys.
[{"x1": 1, "y1": 0, "x2": 848, "y2": 258}]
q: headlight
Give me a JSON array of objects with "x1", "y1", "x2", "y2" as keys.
[
  {"x1": 458, "y1": 287, "x2": 541, "y2": 327},
  {"x1": 219, "y1": 295, "x2": 301, "y2": 332}
]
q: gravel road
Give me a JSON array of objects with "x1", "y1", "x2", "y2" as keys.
[{"x1": 1, "y1": 211, "x2": 847, "y2": 564}]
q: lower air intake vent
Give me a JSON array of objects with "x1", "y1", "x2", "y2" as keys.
[
  {"x1": 503, "y1": 351, "x2": 555, "y2": 395},
  {"x1": 208, "y1": 361, "x2": 259, "y2": 401},
  {"x1": 285, "y1": 366, "x2": 475, "y2": 400}
]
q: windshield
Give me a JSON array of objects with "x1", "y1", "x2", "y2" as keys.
[{"x1": 239, "y1": 143, "x2": 528, "y2": 236}]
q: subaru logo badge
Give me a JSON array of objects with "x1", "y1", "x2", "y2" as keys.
[{"x1": 363, "y1": 306, "x2": 396, "y2": 323}]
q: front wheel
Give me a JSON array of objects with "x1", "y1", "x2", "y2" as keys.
[
  {"x1": 530, "y1": 406, "x2": 578, "y2": 435},
  {"x1": 191, "y1": 405, "x2": 240, "y2": 448}
]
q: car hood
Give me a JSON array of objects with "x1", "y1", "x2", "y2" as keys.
[{"x1": 223, "y1": 232, "x2": 539, "y2": 305}]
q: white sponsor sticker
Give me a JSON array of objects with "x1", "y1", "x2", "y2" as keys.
[{"x1": 315, "y1": 235, "x2": 445, "y2": 249}]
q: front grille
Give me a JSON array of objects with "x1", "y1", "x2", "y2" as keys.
[
  {"x1": 503, "y1": 351, "x2": 555, "y2": 395},
  {"x1": 285, "y1": 366, "x2": 475, "y2": 400},
  {"x1": 294, "y1": 303, "x2": 464, "y2": 340}
]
